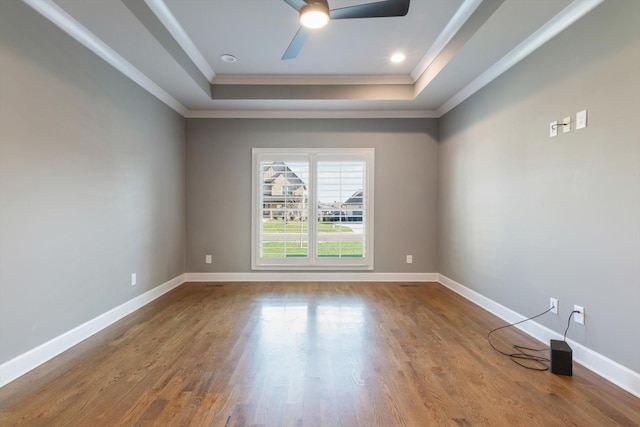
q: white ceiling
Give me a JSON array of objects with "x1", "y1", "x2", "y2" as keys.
[{"x1": 25, "y1": 0, "x2": 604, "y2": 118}]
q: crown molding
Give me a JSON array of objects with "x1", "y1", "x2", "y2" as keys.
[
  {"x1": 437, "y1": 0, "x2": 606, "y2": 116},
  {"x1": 145, "y1": 0, "x2": 216, "y2": 82},
  {"x1": 186, "y1": 109, "x2": 439, "y2": 119},
  {"x1": 212, "y1": 74, "x2": 413, "y2": 86},
  {"x1": 22, "y1": 0, "x2": 188, "y2": 116},
  {"x1": 410, "y1": 0, "x2": 483, "y2": 82},
  {"x1": 25, "y1": 0, "x2": 605, "y2": 120}
]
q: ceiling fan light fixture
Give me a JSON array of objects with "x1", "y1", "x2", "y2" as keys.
[{"x1": 299, "y1": 3, "x2": 330, "y2": 29}]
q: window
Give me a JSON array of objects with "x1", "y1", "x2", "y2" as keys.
[{"x1": 252, "y1": 148, "x2": 374, "y2": 270}]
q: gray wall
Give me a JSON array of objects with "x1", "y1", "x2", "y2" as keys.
[
  {"x1": 0, "y1": 1, "x2": 186, "y2": 364},
  {"x1": 2, "y1": 0, "x2": 637, "y2": 381},
  {"x1": 438, "y1": 0, "x2": 640, "y2": 371},
  {"x1": 186, "y1": 118, "x2": 439, "y2": 273}
]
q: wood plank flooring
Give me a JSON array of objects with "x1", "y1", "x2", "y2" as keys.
[{"x1": 1, "y1": 282, "x2": 639, "y2": 426}]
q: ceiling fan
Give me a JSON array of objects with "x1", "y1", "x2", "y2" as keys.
[{"x1": 281, "y1": 0, "x2": 410, "y2": 60}]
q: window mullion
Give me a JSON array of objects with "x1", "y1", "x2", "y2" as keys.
[{"x1": 308, "y1": 153, "x2": 317, "y2": 264}]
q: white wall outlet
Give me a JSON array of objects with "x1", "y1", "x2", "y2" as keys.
[
  {"x1": 131, "y1": 273, "x2": 137, "y2": 286},
  {"x1": 563, "y1": 116, "x2": 571, "y2": 133},
  {"x1": 406, "y1": 255, "x2": 413, "y2": 264},
  {"x1": 550, "y1": 121, "x2": 558, "y2": 137},
  {"x1": 205, "y1": 254, "x2": 212, "y2": 264},
  {"x1": 574, "y1": 305, "x2": 585, "y2": 325},
  {"x1": 576, "y1": 109, "x2": 587, "y2": 129},
  {"x1": 550, "y1": 297, "x2": 558, "y2": 315}
]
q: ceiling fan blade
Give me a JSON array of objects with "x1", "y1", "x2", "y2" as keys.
[
  {"x1": 282, "y1": 0, "x2": 308, "y2": 12},
  {"x1": 330, "y1": 0, "x2": 410, "y2": 19},
  {"x1": 282, "y1": 26, "x2": 311, "y2": 60}
]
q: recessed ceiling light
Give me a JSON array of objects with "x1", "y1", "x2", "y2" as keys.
[
  {"x1": 390, "y1": 52, "x2": 405, "y2": 63},
  {"x1": 220, "y1": 54, "x2": 237, "y2": 63},
  {"x1": 299, "y1": 3, "x2": 330, "y2": 29}
]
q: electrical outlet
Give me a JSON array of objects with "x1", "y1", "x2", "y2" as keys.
[
  {"x1": 131, "y1": 273, "x2": 137, "y2": 286},
  {"x1": 205, "y1": 254, "x2": 212, "y2": 264},
  {"x1": 550, "y1": 121, "x2": 558, "y2": 137},
  {"x1": 573, "y1": 305, "x2": 585, "y2": 325},
  {"x1": 563, "y1": 116, "x2": 571, "y2": 133},
  {"x1": 406, "y1": 255, "x2": 412, "y2": 264},
  {"x1": 576, "y1": 110, "x2": 587, "y2": 129},
  {"x1": 550, "y1": 297, "x2": 558, "y2": 315}
]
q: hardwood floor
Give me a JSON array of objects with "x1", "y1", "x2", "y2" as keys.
[{"x1": 1, "y1": 282, "x2": 638, "y2": 426}]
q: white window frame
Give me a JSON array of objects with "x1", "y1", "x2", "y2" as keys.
[{"x1": 252, "y1": 148, "x2": 374, "y2": 270}]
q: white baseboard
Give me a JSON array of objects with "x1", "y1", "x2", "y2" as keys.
[
  {"x1": 184, "y1": 272, "x2": 439, "y2": 282},
  {"x1": 0, "y1": 274, "x2": 186, "y2": 388},
  {"x1": 0, "y1": 271, "x2": 434, "y2": 388},
  {"x1": 3, "y1": 272, "x2": 637, "y2": 399},
  {"x1": 437, "y1": 274, "x2": 640, "y2": 399}
]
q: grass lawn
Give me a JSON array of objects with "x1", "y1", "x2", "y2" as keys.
[
  {"x1": 318, "y1": 242, "x2": 363, "y2": 257},
  {"x1": 262, "y1": 241, "x2": 363, "y2": 258},
  {"x1": 262, "y1": 220, "x2": 362, "y2": 257},
  {"x1": 262, "y1": 220, "x2": 353, "y2": 233}
]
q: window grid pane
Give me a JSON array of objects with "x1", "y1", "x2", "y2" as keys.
[
  {"x1": 316, "y1": 160, "x2": 366, "y2": 259},
  {"x1": 259, "y1": 161, "x2": 309, "y2": 259}
]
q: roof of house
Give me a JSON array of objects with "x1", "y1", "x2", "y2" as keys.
[
  {"x1": 263, "y1": 162, "x2": 306, "y2": 187},
  {"x1": 344, "y1": 190, "x2": 363, "y2": 205}
]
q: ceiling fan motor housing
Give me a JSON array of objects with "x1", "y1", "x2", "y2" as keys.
[
  {"x1": 284, "y1": 0, "x2": 411, "y2": 59},
  {"x1": 299, "y1": 2, "x2": 331, "y2": 29}
]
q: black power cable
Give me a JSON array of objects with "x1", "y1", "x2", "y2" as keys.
[
  {"x1": 488, "y1": 307, "x2": 583, "y2": 371},
  {"x1": 487, "y1": 307, "x2": 553, "y2": 371},
  {"x1": 563, "y1": 310, "x2": 580, "y2": 341}
]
